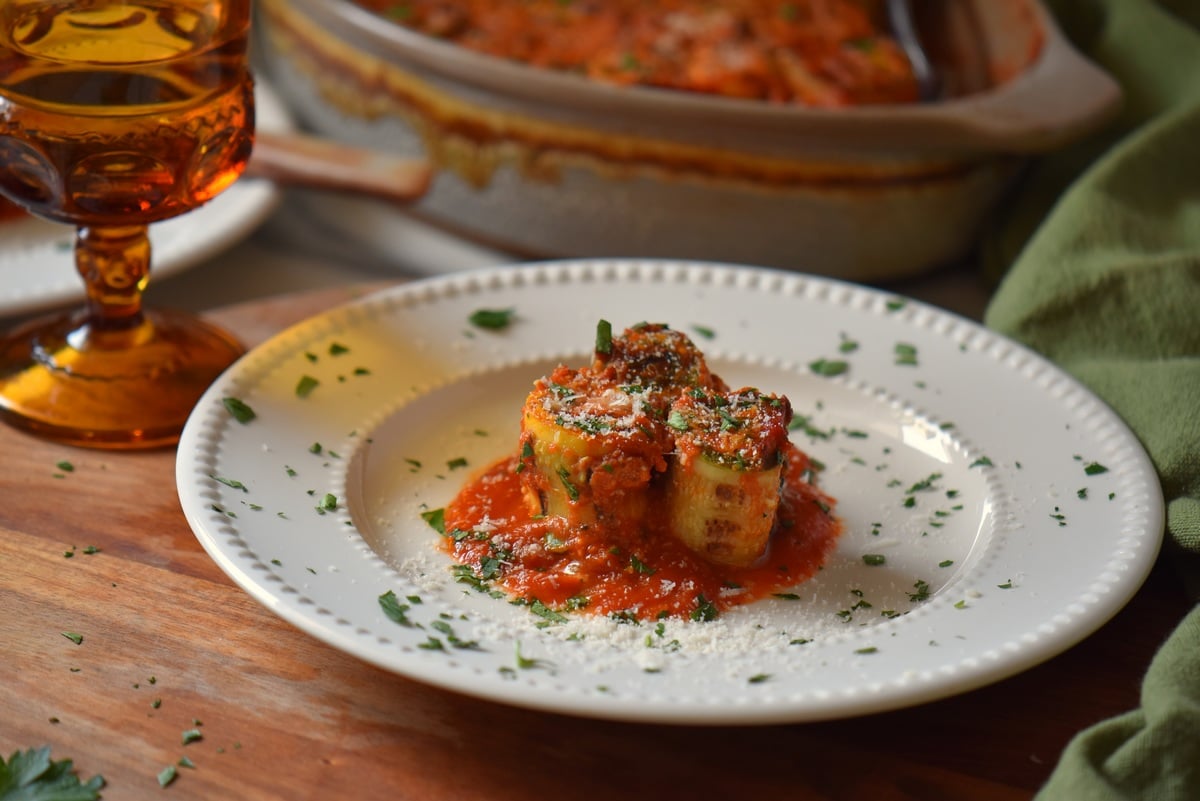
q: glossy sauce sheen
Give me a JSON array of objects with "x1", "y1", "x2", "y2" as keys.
[{"x1": 442, "y1": 442, "x2": 841, "y2": 621}]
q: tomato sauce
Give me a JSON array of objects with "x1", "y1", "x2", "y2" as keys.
[
  {"x1": 356, "y1": 0, "x2": 919, "y2": 107},
  {"x1": 441, "y1": 441, "x2": 841, "y2": 622}
]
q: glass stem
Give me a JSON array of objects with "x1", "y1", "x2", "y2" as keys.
[{"x1": 75, "y1": 225, "x2": 151, "y2": 331}]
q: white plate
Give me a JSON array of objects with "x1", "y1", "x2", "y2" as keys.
[
  {"x1": 177, "y1": 260, "x2": 1163, "y2": 725},
  {"x1": 0, "y1": 81, "x2": 292, "y2": 319}
]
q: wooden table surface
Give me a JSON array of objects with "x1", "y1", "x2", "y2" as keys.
[{"x1": 1, "y1": 284, "x2": 1192, "y2": 801}]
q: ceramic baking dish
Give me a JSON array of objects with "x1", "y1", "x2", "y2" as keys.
[{"x1": 253, "y1": 0, "x2": 1120, "y2": 280}]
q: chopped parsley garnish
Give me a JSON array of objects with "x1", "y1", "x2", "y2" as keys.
[
  {"x1": 969, "y1": 456, "x2": 994, "y2": 469},
  {"x1": 894, "y1": 343, "x2": 918, "y2": 366},
  {"x1": 420, "y1": 508, "x2": 445, "y2": 533},
  {"x1": 1084, "y1": 461, "x2": 1109, "y2": 476},
  {"x1": 158, "y1": 765, "x2": 177, "y2": 787},
  {"x1": 748, "y1": 673, "x2": 771, "y2": 684},
  {"x1": 905, "y1": 472, "x2": 942, "y2": 494},
  {"x1": 556, "y1": 466, "x2": 580, "y2": 501},
  {"x1": 61, "y1": 632, "x2": 83, "y2": 645},
  {"x1": 451, "y1": 564, "x2": 495, "y2": 594},
  {"x1": 181, "y1": 729, "x2": 203, "y2": 745},
  {"x1": 329, "y1": 342, "x2": 350, "y2": 356},
  {"x1": 595, "y1": 319, "x2": 613, "y2": 354},
  {"x1": 690, "y1": 594, "x2": 718, "y2": 622},
  {"x1": 666, "y1": 410, "x2": 689, "y2": 431},
  {"x1": 808, "y1": 358, "x2": 849, "y2": 377},
  {"x1": 528, "y1": 599, "x2": 569, "y2": 624},
  {"x1": 907, "y1": 579, "x2": 931, "y2": 603},
  {"x1": 862, "y1": 554, "x2": 886, "y2": 566},
  {"x1": 629, "y1": 554, "x2": 656, "y2": 575},
  {"x1": 514, "y1": 641, "x2": 553, "y2": 670},
  {"x1": 430, "y1": 619, "x2": 481, "y2": 649},
  {"x1": 939, "y1": 559, "x2": 954, "y2": 568},
  {"x1": 469, "y1": 308, "x2": 516, "y2": 330},
  {"x1": 379, "y1": 590, "x2": 416, "y2": 626},
  {"x1": 447, "y1": 457, "x2": 468, "y2": 470},
  {"x1": 55, "y1": 460, "x2": 75, "y2": 473},
  {"x1": 295, "y1": 375, "x2": 319, "y2": 398},
  {"x1": 478, "y1": 556, "x2": 503, "y2": 581},
  {"x1": 691, "y1": 324, "x2": 716, "y2": 340},
  {"x1": 222, "y1": 396, "x2": 256, "y2": 423},
  {"x1": 210, "y1": 474, "x2": 247, "y2": 492}
]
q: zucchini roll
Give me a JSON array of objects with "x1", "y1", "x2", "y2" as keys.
[
  {"x1": 666, "y1": 387, "x2": 793, "y2": 566},
  {"x1": 518, "y1": 364, "x2": 671, "y2": 527}
]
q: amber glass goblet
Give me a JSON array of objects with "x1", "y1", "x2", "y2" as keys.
[{"x1": 0, "y1": 0, "x2": 254, "y2": 448}]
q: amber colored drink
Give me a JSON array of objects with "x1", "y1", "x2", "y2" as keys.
[
  {"x1": 0, "y1": 0, "x2": 253, "y2": 224},
  {"x1": 0, "y1": 0, "x2": 254, "y2": 448}
]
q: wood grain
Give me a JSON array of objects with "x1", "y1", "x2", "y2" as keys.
[{"x1": 0, "y1": 283, "x2": 1191, "y2": 800}]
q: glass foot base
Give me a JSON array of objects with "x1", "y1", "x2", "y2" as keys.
[{"x1": 0, "y1": 308, "x2": 244, "y2": 449}]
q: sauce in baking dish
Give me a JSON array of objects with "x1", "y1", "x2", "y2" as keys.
[{"x1": 357, "y1": 0, "x2": 919, "y2": 106}]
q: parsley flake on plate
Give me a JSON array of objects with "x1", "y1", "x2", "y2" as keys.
[
  {"x1": 420, "y1": 508, "x2": 446, "y2": 534},
  {"x1": 378, "y1": 590, "x2": 416, "y2": 627},
  {"x1": 894, "y1": 342, "x2": 919, "y2": 366},
  {"x1": 221, "y1": 397, "x2": 256, "y2": 424},
  {"x1": 469, "y1": 308, "x2": 516, "y2": 330},
  {"x1": 210, "y1": 475, "x2": 247, "y2": 492},
  {"x1": 808, "y1": 358, "x2": 849, "y2": 377},
  {"x1": 295, "y1": 375, "x2": 320, "y2": 398}
]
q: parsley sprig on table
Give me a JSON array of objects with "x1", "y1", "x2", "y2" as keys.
[{"x1": 0, "y1": 746, "x2": 105, "y2": 800}]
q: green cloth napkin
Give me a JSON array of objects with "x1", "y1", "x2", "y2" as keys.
[{"x1": 980, "y1": 1, "x2": 1200, "y2": 798}]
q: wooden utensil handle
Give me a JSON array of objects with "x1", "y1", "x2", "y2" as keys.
[{"x1": 246, "y1": 130, "x2": 434, "y2": 205}]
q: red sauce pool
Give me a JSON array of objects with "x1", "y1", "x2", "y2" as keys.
[{"x1": 441, "y1": 443, "x2": 841, "y2": 622}]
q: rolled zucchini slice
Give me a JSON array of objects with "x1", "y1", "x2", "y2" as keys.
[
  {"x1": 666, "y1": 387, "x2": 793, "y2": 566},
  {"x1": 518, "y1": 364, "x2": 671, "y2": 526}
]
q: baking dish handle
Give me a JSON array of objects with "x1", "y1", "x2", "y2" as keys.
[{"x1": 938, "y1": 6, "x2": 1123, "y2": 153}]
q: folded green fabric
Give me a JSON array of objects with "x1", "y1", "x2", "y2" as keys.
[{"x1": 981, "y1": 1, "x2": 1200, "y2": 798}]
